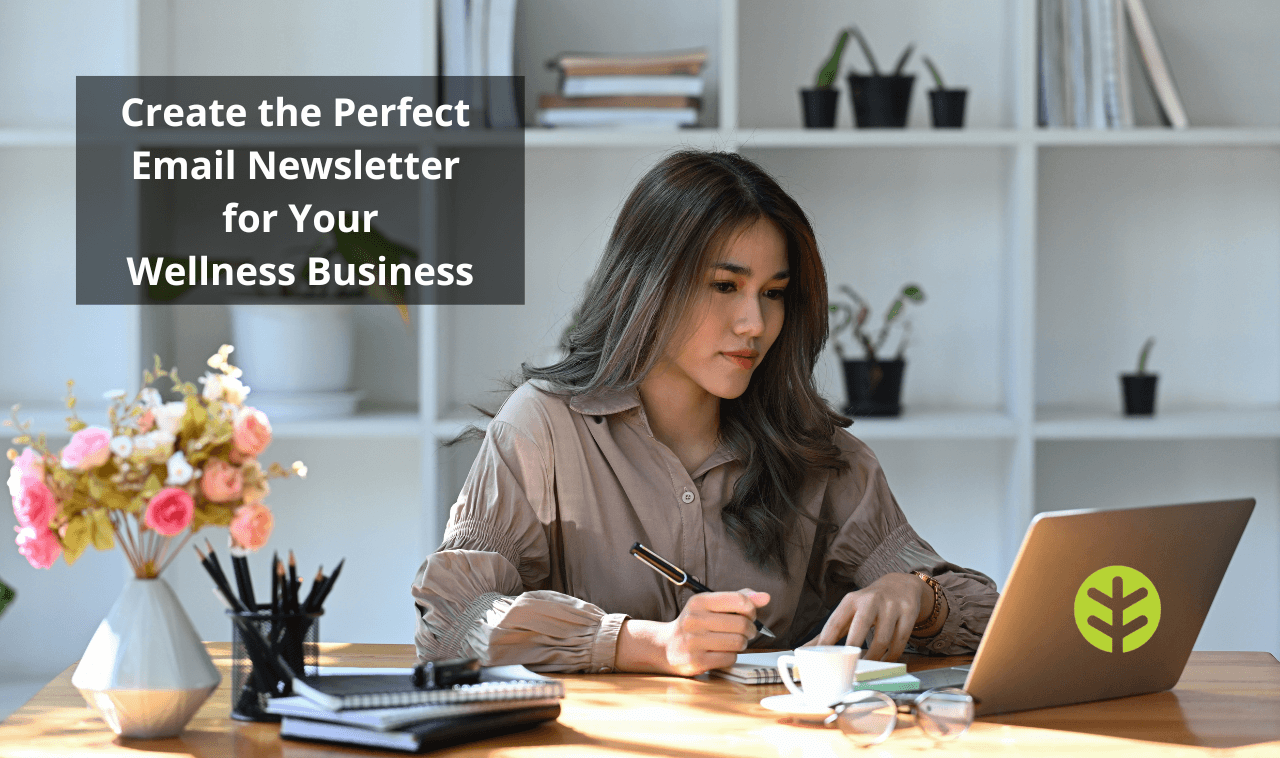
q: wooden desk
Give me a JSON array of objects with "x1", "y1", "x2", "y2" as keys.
[{"x1": 2, "y1": 645, "x2": 1278, "y2": 756}]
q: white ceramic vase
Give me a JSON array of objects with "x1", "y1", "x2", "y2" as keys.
[{"x1": 71, "y1": 577, "x2": 221, "y2": 739}]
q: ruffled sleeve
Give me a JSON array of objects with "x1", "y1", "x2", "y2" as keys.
[
  {"x1": 411, "y1": 406, "x2": 629, "y2": 673},
  {"x1": 818, "y1": 431, "x2": 998, "y2": 655}
]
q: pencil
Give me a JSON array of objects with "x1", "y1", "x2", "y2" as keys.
[
  {"x1": 301, "y1": 567, "x2": 324, "y2": 612},
  {"x1": 271, "y1": 551, "x2": 280, "y2": 615},
  {"x1": 312, "y1": 558, "x2": 343, "y2": 611},
  {"x1": 287, "y1": 550, "x2": 299, "y2": 611},
  {"x1": 195, "y1": 545, "x2": 245, "y2": 614}
]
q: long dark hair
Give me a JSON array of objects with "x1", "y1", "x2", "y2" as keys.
[{"x1": 519, "y1": 150, "x2": 850, "y2": 574}]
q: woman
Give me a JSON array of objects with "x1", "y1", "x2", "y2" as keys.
[{"x1": 412, "y1": 150, "x2": 997, "y2": 676}]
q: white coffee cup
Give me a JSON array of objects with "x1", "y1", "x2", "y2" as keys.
[{"x1": 776, "y1": 646, "x2": 861, "y2": 705}]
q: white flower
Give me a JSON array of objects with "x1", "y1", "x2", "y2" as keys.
[
  {"x1": 109, "y1": 435, "x2": 133, "y2": 458},
  {"x1": 204, "y1": 373, "x2": 250, "y2": 405},
  {"x1": 102, "y1": 389, "x2": 127, "y2": 401},
  {"x1": 139, "y1": 388, "x2": 162, "y2": 408},
  {"x1": 165, "y1": 450, "x2": 194, "y2": 485},
  {"x1": 152, "y1": 402, "x2": 186, "y2": 436},
  {"x1": 132, "y1": 430, "x2": 175, "y2": 460},
  {"x1": 292, "y1": 461, "x2": 307, "y2": 478},
  {"x1": 7, "y1": 465, "x2": 23, "y2": 500}
]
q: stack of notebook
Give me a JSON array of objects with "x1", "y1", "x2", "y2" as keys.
[
  {"x1": 538, "y1": 48, "x2": 706, "y2": 129},
  {"x1": 269, "y1": 665, "x2": 564, "y2": 752}
]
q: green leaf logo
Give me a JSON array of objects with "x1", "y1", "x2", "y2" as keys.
[{"x1": 1074, "y1": 565, "x2": 1161, "y2": 653}]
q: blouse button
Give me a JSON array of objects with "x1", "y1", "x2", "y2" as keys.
[{"x1": 681, "y1": 491, "x2": 695, "y2": 504}]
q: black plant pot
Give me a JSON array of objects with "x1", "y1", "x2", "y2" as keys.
[
  {"x1": 842, "y1": 359, "x2": 905, "y2": 417},
  {"x1": 929, "y1": 89, "x2": 967, "y2": 128},
  {"x1": 847, "y1": 74, "x2": 914, "y2": 128},
  {"x1": 1121, "y1": 374, "x2": 1158, "y2": 416},
  {"x1": 800, "y1": 88, "x2": 839, "y2": 128}
]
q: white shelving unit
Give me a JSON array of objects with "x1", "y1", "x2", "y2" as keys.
[{"x1": 1, "y1": 0, "x2": 1276, "y2": 685}]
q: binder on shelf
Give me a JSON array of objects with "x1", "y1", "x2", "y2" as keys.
[
  {"x1": 1041, "y1": 0, "x2": 1137, "y2": 128},
  {"x1": 485, "y1": 0, "x2": 522, "y2": 128},
  {"x1": 1124, "y1": 0, "x2": 1188, "y2": 128}
]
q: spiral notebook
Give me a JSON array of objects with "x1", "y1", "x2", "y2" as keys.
[{"x1": 291, "y1": 665, "x2": 565, "y2": 712}]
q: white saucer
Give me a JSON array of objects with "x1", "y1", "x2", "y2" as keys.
[{"x1": 759, "y1": 694, "x2": 835, "y2": 716}]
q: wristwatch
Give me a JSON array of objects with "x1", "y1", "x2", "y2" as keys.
[{"x1": 910, "y1": 571, "x2": 943, "y2": 634}]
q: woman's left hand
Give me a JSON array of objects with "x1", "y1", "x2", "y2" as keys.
[{"x1": 803, "y1": 573, "x2": 931, "y2": 661}]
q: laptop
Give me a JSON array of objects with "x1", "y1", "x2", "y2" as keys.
[{"x1": 906, "y1": 498, "x2": 1254, "y2": 716}]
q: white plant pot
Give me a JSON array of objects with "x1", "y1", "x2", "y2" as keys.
[
  {"x1": 229, "y1": 304, "x2": 361, "y2": 420},
  {"x1": 71, "y1": 577, "x2": 221, "y2": 739}
]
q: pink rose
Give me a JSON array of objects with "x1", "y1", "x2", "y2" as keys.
[
  {"x1": 201, "y1": 458, "x2": 244, "y2": 503},
  {"x1": 232, "y1": 407, "x2": 272, "y2": 459},
  {"x1": 60, "y1": 427, "x2": 111, "y2": 471},
  {"x1": 144, "y1": 487, "x2": 194, "y2": 536},
  {"x1": 7, "y1": 447, "x2": 45, "y2": 500},
  {"x1": 229, "y1": 503, "x2": 273, "y2": 551},
  {"x1": 15, "y1": 524, "x2": 61, "y2": 569},
  {"x1": 12, "y1": 476, "x2": 57, "y2": 530}
]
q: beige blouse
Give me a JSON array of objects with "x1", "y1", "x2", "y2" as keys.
[{"x1": 412, "y1": 381, "x2": 998, "y2": 673}]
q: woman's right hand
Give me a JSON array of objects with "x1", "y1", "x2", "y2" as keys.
[{"x1": 615, "y1": 590, "x2": 770, "y2": 676}]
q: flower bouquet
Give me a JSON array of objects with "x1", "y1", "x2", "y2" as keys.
[
  {"x1": 9, "y1": 345, "x2": 304, "y2": 574},
  {"x1": 6, "y1": 345, "x2": 305, "y2": 738}
]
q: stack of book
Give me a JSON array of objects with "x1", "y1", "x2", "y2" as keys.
[
  {"x1": 1039, "y1": 0, "x2": 1187, "y2": 128},
  {"x1": 538, "y1": 48, "x2": 707, "y2": 129},
  {"x1": 268, "y1": 665, "x2": 564, "y2": 753}
]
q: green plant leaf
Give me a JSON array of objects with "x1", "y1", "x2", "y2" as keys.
[
  {"x1": 90, "y1": 509, "x2": 115, "y2": 551},
  {"x1": 923, "y1": 56, "x2": 947, "y2": 89},
  {"x1": 849, "y1": 26, "x2": 880, "y2": 76},
  {"x1": 62, "y1": 515, "x2": 91, "y2": 565},
  {"x1": 815, "y1": 29, "x2": 850, "y2": 88}
]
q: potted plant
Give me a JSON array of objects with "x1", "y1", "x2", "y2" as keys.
[
  {"x1": 923, "y1": 56, "x2": 968, "y2": 128},
  {"x1": 829, "y1": 283, "x2": 926, "y2": 416},
  {"x1": 846, "y1": 27, "x2": 916, "y2": 128},
  {"x1": 228, "y1": 225, "x2": 418, "y2": 421},
  {"x1": 1121, "y1": 337, "x2": 1158, "y2": 416},
  {"x1": 800, "y1": 29, "x2": 849, "y2": 128}
]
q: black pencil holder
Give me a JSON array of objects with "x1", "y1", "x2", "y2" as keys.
[{"x1": 228, "y1": 607, "x2": 322, "y2": 722}]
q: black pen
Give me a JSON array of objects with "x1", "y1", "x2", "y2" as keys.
[{"x1": 630, "y1": 542, "x2": 776, "y2": 639}]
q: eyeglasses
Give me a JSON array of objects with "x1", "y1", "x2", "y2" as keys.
[{"x1": 824, "y1": 688, "x2": 974, "y2": 746}]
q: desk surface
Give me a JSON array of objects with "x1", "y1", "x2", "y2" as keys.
[{"x1": 1, "y1": 645, "x2": 1278, "y2": 756}]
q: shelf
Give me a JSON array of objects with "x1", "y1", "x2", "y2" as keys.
[
  {"x1": 1035, "y1": 405, "x2": 1280, "y2": 440},
  {"x1": 846, "y1": 409, "x2": 1017, "y2": 440},
  {"x1": 735, "y1": 129, "x2": 1020, "y2": 149},
  {"x1": 271, "y1": 408, "x2": 421, "y2": 439},
  {"x1": 4, "y1": 405, "x2": 422, "y2": 441},
  {"x1": 1034, "y1": 127, "x2": 1280, "y2": 147},
  {"x1": 523, "y1": 128, "x2": 728, "y2": 149},
  {"x1": 0, "y1": 128, "x2": 75, "y2": 147}
]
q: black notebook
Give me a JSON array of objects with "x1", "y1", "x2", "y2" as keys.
[
  {"x1": 280, "y1": 703, "x2": 561, "y2": 752},
  {"x1": 290, "y1": 667, "x2": 565, "y2": 711}
]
